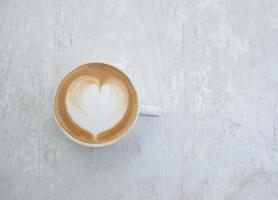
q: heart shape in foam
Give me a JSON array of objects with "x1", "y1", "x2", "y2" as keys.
[{"x1": 66, "y1": 76, "x2": 128, "y2": 137}]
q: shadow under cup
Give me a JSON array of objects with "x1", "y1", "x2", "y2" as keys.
[{"x1": 54, "y1": 63, "x2": 138, "y2": 146}]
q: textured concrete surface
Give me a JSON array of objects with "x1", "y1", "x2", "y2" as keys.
[{"x1": 1, "y1": 0, "x2": 278, "y2": 199}]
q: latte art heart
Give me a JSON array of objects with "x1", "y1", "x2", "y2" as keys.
[
  {"x1": 54, "y1": 63, "x2": 138, "y2": 144},
  {"x1": 66, "y1": 75, "x2": 128, "y2": 137}
]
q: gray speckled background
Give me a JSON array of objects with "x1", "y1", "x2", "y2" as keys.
[{"x1": 1, "y1": 0, "x2": 278, "y2": 199}]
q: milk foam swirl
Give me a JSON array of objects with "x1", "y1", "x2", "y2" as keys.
[{"x1": 65, "y1": 75, "x2": 128, "y2": 137}]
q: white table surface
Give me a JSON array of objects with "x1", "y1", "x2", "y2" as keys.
[{"x1": 1, "y1": 0, "x2": 278, "y2": 199}]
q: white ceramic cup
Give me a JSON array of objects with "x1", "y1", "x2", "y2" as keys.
[{"x1": 54, "y1": 63, "x2": 161, "y2": 147}]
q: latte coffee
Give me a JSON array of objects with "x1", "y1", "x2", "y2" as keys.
[{"x1": 54, "y1": 63, "x2": 138, "y2": 145}]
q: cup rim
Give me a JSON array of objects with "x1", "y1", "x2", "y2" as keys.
[{"x1": 53, "y1": 62, "x2": 139, "y2": 147}]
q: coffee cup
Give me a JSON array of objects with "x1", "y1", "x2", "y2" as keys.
[{"x1": 54, "y1": 63, "x2": 161, "y2": 147}]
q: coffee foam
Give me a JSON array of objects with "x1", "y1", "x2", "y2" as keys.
[
  {"x1": 66, "y1": 75, "x2": 128, "y2": 137},
  {"x1": 54, "y1": 63, "x2": 138, "y2": 144}
]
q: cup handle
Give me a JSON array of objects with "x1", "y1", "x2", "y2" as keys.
[{"x1": 139, "y1": 105, "x2": 162, "y2": 117}]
